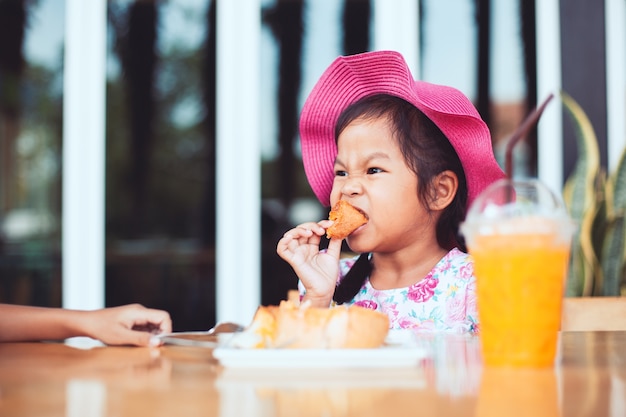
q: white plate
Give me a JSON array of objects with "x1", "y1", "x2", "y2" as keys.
[{"x1": 212, "y1": 345, "x2": 428, "y2": 369}]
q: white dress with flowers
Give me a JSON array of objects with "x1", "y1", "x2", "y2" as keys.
[{"x1": 299, "y1": 248, "x2": 478, "y2": 333}]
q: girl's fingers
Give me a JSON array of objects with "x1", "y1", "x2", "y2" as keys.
[
  {"x1": 298, "y1": 223, "x2": 328, "y2": 237},
  {"x1": 277, "y1": 236, "x2": 294, "y2": 255},
  {"x1": 277, "y1": 227, "x2": 319, "y2": 255},
  {"x1": 325, "y1": 237, "x2": 343, "y2": 259},
  {"x1": 283, "y1": 222, "x2": 328, "y2": 240},
  {"x1": 318, "y1": 219, "x2": 334, "y2": 229},
  {"x1": 286, "y1": 236, "x2": 303, "y2": 252},
  {"x1": 277, "y1": 220, "x2": 332, "y2": 259}
]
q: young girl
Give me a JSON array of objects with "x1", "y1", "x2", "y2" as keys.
[{"x1": 276, "y1": 50, "x2": 506, "y2": 333}]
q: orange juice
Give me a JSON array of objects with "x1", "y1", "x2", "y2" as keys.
[{"x1": 470, "y1": 232, "x2": 571, "y2": 367}]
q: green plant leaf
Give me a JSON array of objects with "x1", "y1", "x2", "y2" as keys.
[
  {"x1": 591, "y1": 190, "x2": 608, "y2": 295},
  {"x1": 607, "y1": 146, "x2": 626, "y2": 211},
  {"x1": 602, "y1": 216, "x2": 625, "y2": 295},
  {"x1": 561, "y1": 91, "x2": 602, "y2": 296},
  {"x1": 604, "y1": 146, "x2": 626, "y2": 295}
]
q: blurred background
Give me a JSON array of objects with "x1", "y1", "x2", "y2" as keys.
[{"x1": 0, "y1": 0, "x2": 622, "y2": 331}]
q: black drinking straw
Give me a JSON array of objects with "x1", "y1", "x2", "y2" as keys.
[{"x1": 504, "y1": 93, "x2": 555, "y2": 179}]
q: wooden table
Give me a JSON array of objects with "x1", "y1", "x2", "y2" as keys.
[{"x1": 0, "y1": 331, "x2": 624, "y2": 417}]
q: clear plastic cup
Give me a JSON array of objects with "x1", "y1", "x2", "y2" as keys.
[{"x1": 460, "y1": 178, "x2": 576, "y2": 367}]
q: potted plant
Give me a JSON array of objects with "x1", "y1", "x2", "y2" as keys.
[{"x1": 561, "y1": 91, "x2": 626, "y2": 296}]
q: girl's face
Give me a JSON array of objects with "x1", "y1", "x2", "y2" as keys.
[{"x1": 330, "y1": 116, "x2": 437, "y2": 253}]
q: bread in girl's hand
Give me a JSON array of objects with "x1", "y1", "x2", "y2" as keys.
[
  {"x1": 229, "y1": 300, "x2": 389, "y2": 349},
  {"x1": 326, "y1": 200, "x2": 368, "y2": 239}
]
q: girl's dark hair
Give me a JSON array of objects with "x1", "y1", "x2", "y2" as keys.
[{"x1": 332, "y1": 94, "x2": 468, "y2": 304}]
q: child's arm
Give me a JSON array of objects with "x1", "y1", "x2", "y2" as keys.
[
  {"x1": 0, "y1": 303, "x2": 172, "y2": 346},
  {"x1": 276, "y1": 220, "x2": 343, "y2": 308}
]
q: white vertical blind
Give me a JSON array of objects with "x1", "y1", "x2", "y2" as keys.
[
  {"x1": 535, "y1": 0, "x2": 563, "y2": 194},
  {"x1": 373, "y1": 0, "x2": 420, "y2": 78},
  {"x1": 216, "y1": 0, "x2": 261, "y2": 324},
  {"x1": 62, "y1": 0, "x2": 106, "y2": 311},
  {"x1": 606, "y1": 0, "x2": 626, "y2": 173}
]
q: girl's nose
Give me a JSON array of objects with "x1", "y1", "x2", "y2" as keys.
[{"x1": 341, "y1": 176, "x2": 363, "y2": 196}]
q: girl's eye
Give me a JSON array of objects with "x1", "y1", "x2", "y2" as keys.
[
  {"x1": 335, "y1": 170, "x2": 348, "y2": 177},
  {"x1": 367, "y1": 167, "x2": 383, "y2": 174}
]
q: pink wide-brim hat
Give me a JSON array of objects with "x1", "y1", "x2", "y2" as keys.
[{"x1": 299, "y1": 50, "x2": 506, "y2": 209}]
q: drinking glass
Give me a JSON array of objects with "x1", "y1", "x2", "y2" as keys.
[{"x1": 460, "y1": 178, "x2": 575, "y2": 367}]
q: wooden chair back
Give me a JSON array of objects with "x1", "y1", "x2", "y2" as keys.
[{"x1": 561, "y1": 296, "x2": 626, "y2": 331}]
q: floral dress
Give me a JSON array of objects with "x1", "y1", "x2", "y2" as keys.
[{"x1": 300, "y1": 248, "x2": 478, "y2": 333}]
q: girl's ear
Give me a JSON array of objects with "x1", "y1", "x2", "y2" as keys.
[{"x1": 429, "y1": 170, "x2": 458, "y2": 211}]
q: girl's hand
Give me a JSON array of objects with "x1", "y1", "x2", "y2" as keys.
[{"x1": 276, "y1": 220, "x2": 343, "y2": 307}]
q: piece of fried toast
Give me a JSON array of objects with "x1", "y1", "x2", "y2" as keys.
[{"x1": 326, "y1": 200, "x2": 368, "y2": 239}]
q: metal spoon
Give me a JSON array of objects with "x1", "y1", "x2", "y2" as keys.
[{"x1": 156, "y1": 322, "x2": 245, "y2": 348}]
